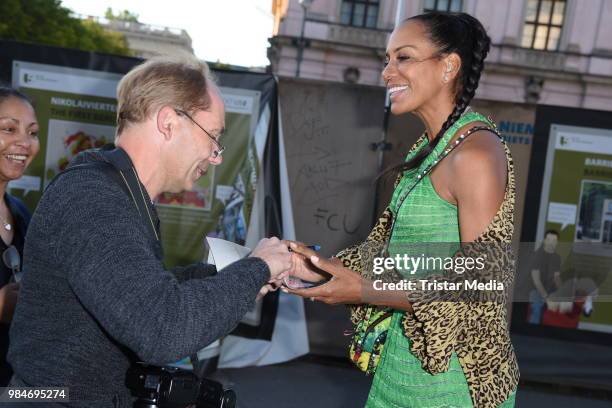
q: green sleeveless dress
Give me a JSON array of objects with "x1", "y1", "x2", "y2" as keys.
[{"x1": 365, "y1": 112, "x2": 516, "y2": 407}]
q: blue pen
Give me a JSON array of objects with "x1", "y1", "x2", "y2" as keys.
[{"x1": 289, "y1": 244, "x2": 320, "y2": 252}]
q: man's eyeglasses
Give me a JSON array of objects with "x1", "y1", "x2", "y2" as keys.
[{"x1": 174, "y1": 109, "x2": 225, "y2": 158}]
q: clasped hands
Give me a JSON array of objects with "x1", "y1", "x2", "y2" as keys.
[{"x1": 251, "y1": 238, "x2": 365, "y2": 304}]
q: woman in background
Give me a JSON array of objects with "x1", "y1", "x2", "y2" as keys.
[
  {"x1": 0, "y1": 86, "x2": 39, "y2": 386},
  {"x1": 286, "y1": 12, "x2": 518, "y2": 407}
]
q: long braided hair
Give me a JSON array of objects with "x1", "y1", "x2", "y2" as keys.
[{"x1": 385, "y1": 12, "x2": 491, "y2": 177}]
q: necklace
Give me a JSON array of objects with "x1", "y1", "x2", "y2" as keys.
[{"x1": 0, "y1": 212, "x2": 11, "y2": 231}]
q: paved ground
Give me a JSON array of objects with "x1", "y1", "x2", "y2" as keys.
[{"x1": 212, "y1": 356, "x2": 612, "y2": 408}]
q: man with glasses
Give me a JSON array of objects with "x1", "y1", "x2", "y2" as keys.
[
  {"x1": 6, "y1": 55, "x2": 291, "y2": 407},
  {"x1": 175, "y1": 109, "x2": 225, "y2": 158}
]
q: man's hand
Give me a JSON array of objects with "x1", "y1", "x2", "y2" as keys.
[
  {"x1": 251, "y1": 237, "x2": 292, "y2": 281},
  {"x1": 0, "y1": 282, "x2": 20, "y2": 323},
  {"x1": 531, "y1": 269, "x2": 548, "y2": 300},
  {"x1": 554, "y1": 271, "x2": 563, "y2": 290},
  {"x1": 256, "y1": 282, "x2": 280, "y2": 301}
]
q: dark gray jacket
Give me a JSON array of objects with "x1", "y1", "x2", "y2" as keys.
[{"x1": 7, "y1": 151, "x2": 269, "y2": 407}]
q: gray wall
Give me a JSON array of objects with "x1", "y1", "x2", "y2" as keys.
[{"x1": 279, "y1": 78, "x2": 384, "y2": 355}]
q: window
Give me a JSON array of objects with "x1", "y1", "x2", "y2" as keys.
[
  {"x1": 521, "y1": 0, "x2": 566, "y2": 51},
  {"x1": 340, "y1": 0, "x2": 379, "y2": 29},
  {"x1": 423, "y1": 0, "x2": 463, "y2": 12}
]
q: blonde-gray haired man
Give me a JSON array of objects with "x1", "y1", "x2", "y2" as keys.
[{"x1": 7, "y1": 55, "x2": 291, "y2": 407}]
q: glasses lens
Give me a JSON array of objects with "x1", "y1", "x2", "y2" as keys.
[
  {"x1": 216, "y1": 145, "x2": 225, "y2": 157},
  {"x1": 177, "y1": 109, "x2": 226, "y2": 158},
  {"x1": 3, "y1": 245, "x2": 21, "y2": 274}
]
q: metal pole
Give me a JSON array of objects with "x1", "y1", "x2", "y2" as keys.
[
  {"x1": 376, "y1": 0, "x2": 405, "y2": 168},
  {"x1": 394, "y1": 0, "x2": 405, "y2": 27},
  {"x1": 385, "y1": 0, "x2": 406, "y2": 119},
  {"x1": 295, "y1": 5, "x2": 307, "y2": 77},
  {"x1": 372, "y1": 0, "x2": 406, "y2": 223}
]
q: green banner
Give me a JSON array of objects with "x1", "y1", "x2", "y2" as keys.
[
  {"x1": 535, "y1": 124, "x2": 612, "y2": 332},
  {"x1": 10, "y1": 60, "x2": 260, "y2": 267},
  {"x1": 158, "y1": 90, "x2": 260, "y2": 266}
]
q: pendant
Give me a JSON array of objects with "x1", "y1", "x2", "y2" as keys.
[{"x1": 4, "y1": 223, "x2": 11, "y2": 231}]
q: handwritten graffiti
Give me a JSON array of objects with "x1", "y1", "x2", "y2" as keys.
[
  {"x1": 291, "y1": 155, "x2": 353, "y2": 205},
  {"x1": 297, "y1": 159, "x2": 352, "y2": 176},
  {"x1": 313, "y1": 208, "x2": 360, "y2": 235}
]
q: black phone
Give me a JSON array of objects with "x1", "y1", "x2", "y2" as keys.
[{"x1": 283, "y1": 276, "x2": 330, "y2": 289}]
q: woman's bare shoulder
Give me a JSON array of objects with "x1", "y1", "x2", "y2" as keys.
[{"x1": 449, "y1": 121, "x2": 506, "y2": 174}]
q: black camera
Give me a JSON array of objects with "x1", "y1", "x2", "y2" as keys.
[{"x1": 126, "y1": 363, "x2": 236, "y2": 408}]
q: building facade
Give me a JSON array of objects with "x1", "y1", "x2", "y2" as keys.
[
  {"x1": 79, "y1": 15, "x2": 194, "y2": 59},
  {"x1": 269, "y1": 0, "x2": 612, "y2": 111}
]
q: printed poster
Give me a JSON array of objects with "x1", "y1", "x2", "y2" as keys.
[
  {"x1": 10, "y1": 61, "x2": 119, "y2": 209},
  {"x1": 10, "y1": 60, "x2": 260, "y2": 267},
  {"x1": 530, "y1": 124, "x2": 612, "y2": 333},
  {"x1": 157, "y1": 89, "x2": 260, "y2": 266}
]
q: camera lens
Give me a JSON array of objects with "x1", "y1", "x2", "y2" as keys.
[{"x1": 220, "y1": 389, "x2": 237, "y2": 408}]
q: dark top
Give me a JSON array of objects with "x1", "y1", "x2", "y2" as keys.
[
  {"x1": 0, "y1": 193, "x2": 31, "y2": 387},
  {"x1": 7, "y1": 149, "x2": 270, "y2": 407},
  {"x1": 529, "y1": 246, "x2": 562, "y2": 294}
]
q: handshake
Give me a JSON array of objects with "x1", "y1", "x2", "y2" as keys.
[
  {"x1": 249, "y1": 237, "x2": 330, "y2": 300},
  {"x1": 249, "y1": 237, "x2": 361, "y2": 306}
]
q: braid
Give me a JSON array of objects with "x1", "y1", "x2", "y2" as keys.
[
  {"x1": 456, "y1": 14, "x2": 490, "y2": 115},
  {"x1": 380, "y1": 12, "x2": 491, "y2": 180}
]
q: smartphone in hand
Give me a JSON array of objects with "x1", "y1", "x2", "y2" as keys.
[{"x1": 282, "y1": 276, "x2": 330, "y2": 290}]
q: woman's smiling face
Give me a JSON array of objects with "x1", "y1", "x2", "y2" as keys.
[
  {"x1": 382, "y1": 20, "x2": 451, "y2": 116},
  {"x1": 0, "y1": 96, "x2": 40, "y2": 182}
]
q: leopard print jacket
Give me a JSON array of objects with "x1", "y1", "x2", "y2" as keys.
[{"x1": 336, "y1": 131, "x2": 520, "y2": 408}]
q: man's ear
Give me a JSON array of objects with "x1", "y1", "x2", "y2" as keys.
[{"x1": 156, "y1": 106, "x2": 177, "y2": 141}]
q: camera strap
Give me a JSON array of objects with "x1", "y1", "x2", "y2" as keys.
[
  {"x1": 48, "y1": 145, "x2": 160, "y2": 244},
  {"x1": 96, "y1": 147, "x2": 160, "y2": 243}
]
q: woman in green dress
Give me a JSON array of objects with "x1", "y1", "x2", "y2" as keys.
[{"x1": 285, "y1": 11, "x2": 518, "y2": 408}]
